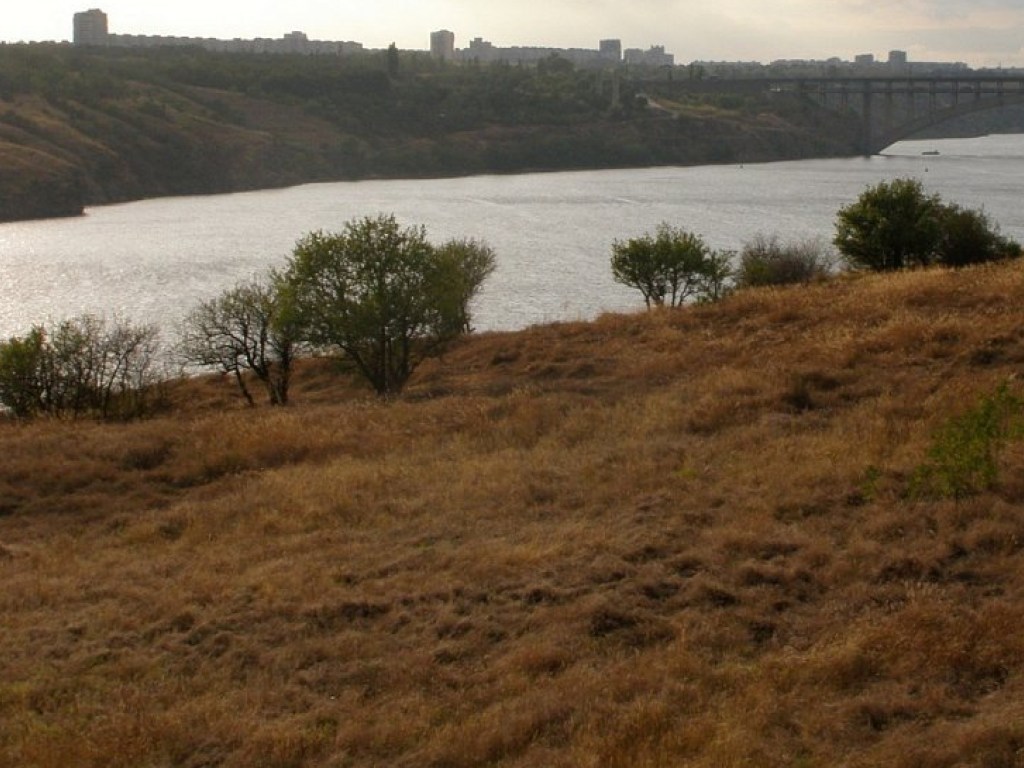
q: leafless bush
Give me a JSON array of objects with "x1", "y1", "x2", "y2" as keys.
[{"x1": 735, "y1": 233, "x2": 835, "y2": 288}]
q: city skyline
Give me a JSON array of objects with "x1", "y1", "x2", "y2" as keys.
[{"x1": 9, "y1": 1, "x2": 1024, "y2": 67}]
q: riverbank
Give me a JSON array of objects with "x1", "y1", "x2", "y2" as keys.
[
  {"x1": 0, "y1": 45, "x2": 862, "y2": 223},
  {"x1": 2, "y1": 260, "x2": 1024, "y2": 765}
]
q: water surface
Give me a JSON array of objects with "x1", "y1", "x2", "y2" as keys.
[{"x1": 1, "y1": 134, "x2": 1022, "y2": 339}]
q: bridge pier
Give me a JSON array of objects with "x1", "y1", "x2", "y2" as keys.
[{"x1": 860, "y1": 81, "x2": 873, "y2": 155}]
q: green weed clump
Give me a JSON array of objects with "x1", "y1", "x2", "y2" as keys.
[{"x1": 911, "y1": 380, "x2": 1024, "y2": 500}]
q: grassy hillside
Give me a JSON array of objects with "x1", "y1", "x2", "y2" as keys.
[
  {"x1": 2, "y1": 261, "x2": 1024, "y2": 766},
  {"x1": 0, "y1": 45, "x2": 862, "y2": 222}
]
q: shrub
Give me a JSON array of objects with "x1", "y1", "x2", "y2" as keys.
[
  {"x1": 735, "y1": 234, "x2": 834, "y2": 288},
  {"x1": 610, "y1": 223, "x2": 732, "y2": 308},
  {"x1": 834, "y1": 178, "x2": 942, "y2": 271},
  {"x1": 0, "y1": 314, "x2": 162, "y2": 420},
  {"x1": 834, "y1": 178, "x2": 1021, "y2": 271},
  {"x1": 934, "y1": 204, "x2": 1021, "y2": 267}
]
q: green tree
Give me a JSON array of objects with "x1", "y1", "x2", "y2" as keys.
[
  {"x1": 433, "y1": 238, "x2": 497, "y2": 334},
  {"x1": 0, "y1": 327, "x2": 47, "y2": 418},
  {"x1": 179, "y1": 275, "x2": 296, "y2": 406},
  {"x1": 833, "y1": 178, "x2": 942, "y2": 271},
  {"x1": 281, "y1": 214, "x2": 495, "y2": 396},
  {"x1": 611, "y1": 223, "x2": 731, "y2": 308},
  {"x1": 935, "y1": 204, "x2": 1021, "y2": 267},
  {"x1": 698, "y1": 249, "x2": 735, "y2": 303}
]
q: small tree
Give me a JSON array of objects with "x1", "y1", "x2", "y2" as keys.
[
  {"x1": 180, "y1": 276, "x2": 296, "y2": 406},
  {"x1": 834, "y1": 178, "x2": 942, "y2": 271},
  {"x1": 90, "y1": 316, "x2": 163, "y2": 419},
  {"x1": 611, "y1": 223, "x2": 731, "y2": 308},
  {"x1": 0, "y1": 327, "x2": 47, "y2": 418},
  {"x1": 735, "y1": 233, "x2": 834, "y2": 288},
  {"x1": 610, "y1": 232, "x2": 667, "y2": 308},
  {"x1": 433, "y1": 238, "x2": 497, "y2": 334},
  {"x1": 47, "y1": 314, "x2": 104, "y2": 417},
  {"x1": 698, "y1": 249, "x2": 734, "y2": 303},
  {"x1": 281, "y1": 214, "x2": 495, "y2": 396}
]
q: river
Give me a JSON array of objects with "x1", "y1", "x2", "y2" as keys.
[{"x1": 1, "y1": 134, "x2": 1023, "y2": 340}]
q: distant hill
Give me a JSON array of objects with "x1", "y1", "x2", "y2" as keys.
[{"x1": 0, "y1": 45, "x2": 863, "y2": 222}]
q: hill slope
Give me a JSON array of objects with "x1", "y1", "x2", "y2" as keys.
[
  {"x1": 2, "y1": 261, "x2": 1024, "y2": 765},
  {"x1": 0, "y1": 45, "x2": 862, "y2": 222}
]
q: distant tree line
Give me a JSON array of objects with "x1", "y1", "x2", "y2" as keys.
[{"x1": 0, "y1": 44, "x2": 638, "y2": 138}]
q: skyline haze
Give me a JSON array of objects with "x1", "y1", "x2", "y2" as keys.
[{"x1": 9, "y1": 1, "x2": 1024, "y2": 68}]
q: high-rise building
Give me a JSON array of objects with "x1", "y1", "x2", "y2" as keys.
[
  {"x1": 599, "y1": 39, "x2": 622, "y2": 62},
  {"x1": 430, "y1": 30, "x2": 455, "y2": 61},
  {"x1": 73, "y1": 8, "x2": 108, "y2": 46},
  {"x1": 282, "y1": 31, "x2": 309, "y2": 53},
  {"x1": 888, "y1": 50, "x2": 908, "y2": 68}
]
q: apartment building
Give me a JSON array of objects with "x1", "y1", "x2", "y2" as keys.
[
  {"x1": 430, "y1": 29, "x2": 455, "y2": 61},
  {"x1": 73, "y1": 8, "x2": 108, "y2": 46}
]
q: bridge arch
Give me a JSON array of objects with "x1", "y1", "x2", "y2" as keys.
[
  {"x1": 766, "y1": 76, "x2": 1024, "y2": 156},
  {"x1": 870, "y1": 93, "x2": 1024, "y2": 154}
]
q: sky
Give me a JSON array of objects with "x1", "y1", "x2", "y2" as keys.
[{"x1": 9, "y1": 1, "x2": 1024, "y2": 68}]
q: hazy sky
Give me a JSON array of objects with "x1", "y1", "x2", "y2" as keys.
[{"x1": 11, "y1": 1, "x2": 1024, "y2": 67}]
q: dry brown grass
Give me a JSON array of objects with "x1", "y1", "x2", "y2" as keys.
[{"x1": 3, "y1": 261, "x2": 1024, "y2": 767}]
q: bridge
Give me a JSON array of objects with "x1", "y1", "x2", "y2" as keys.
[
  {"x1": 776, "y1": 76, "x2": 1024, "y2": 154},
  {"x1": 649, "y1": 75, "x2": 1024, "y2": 155}
]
